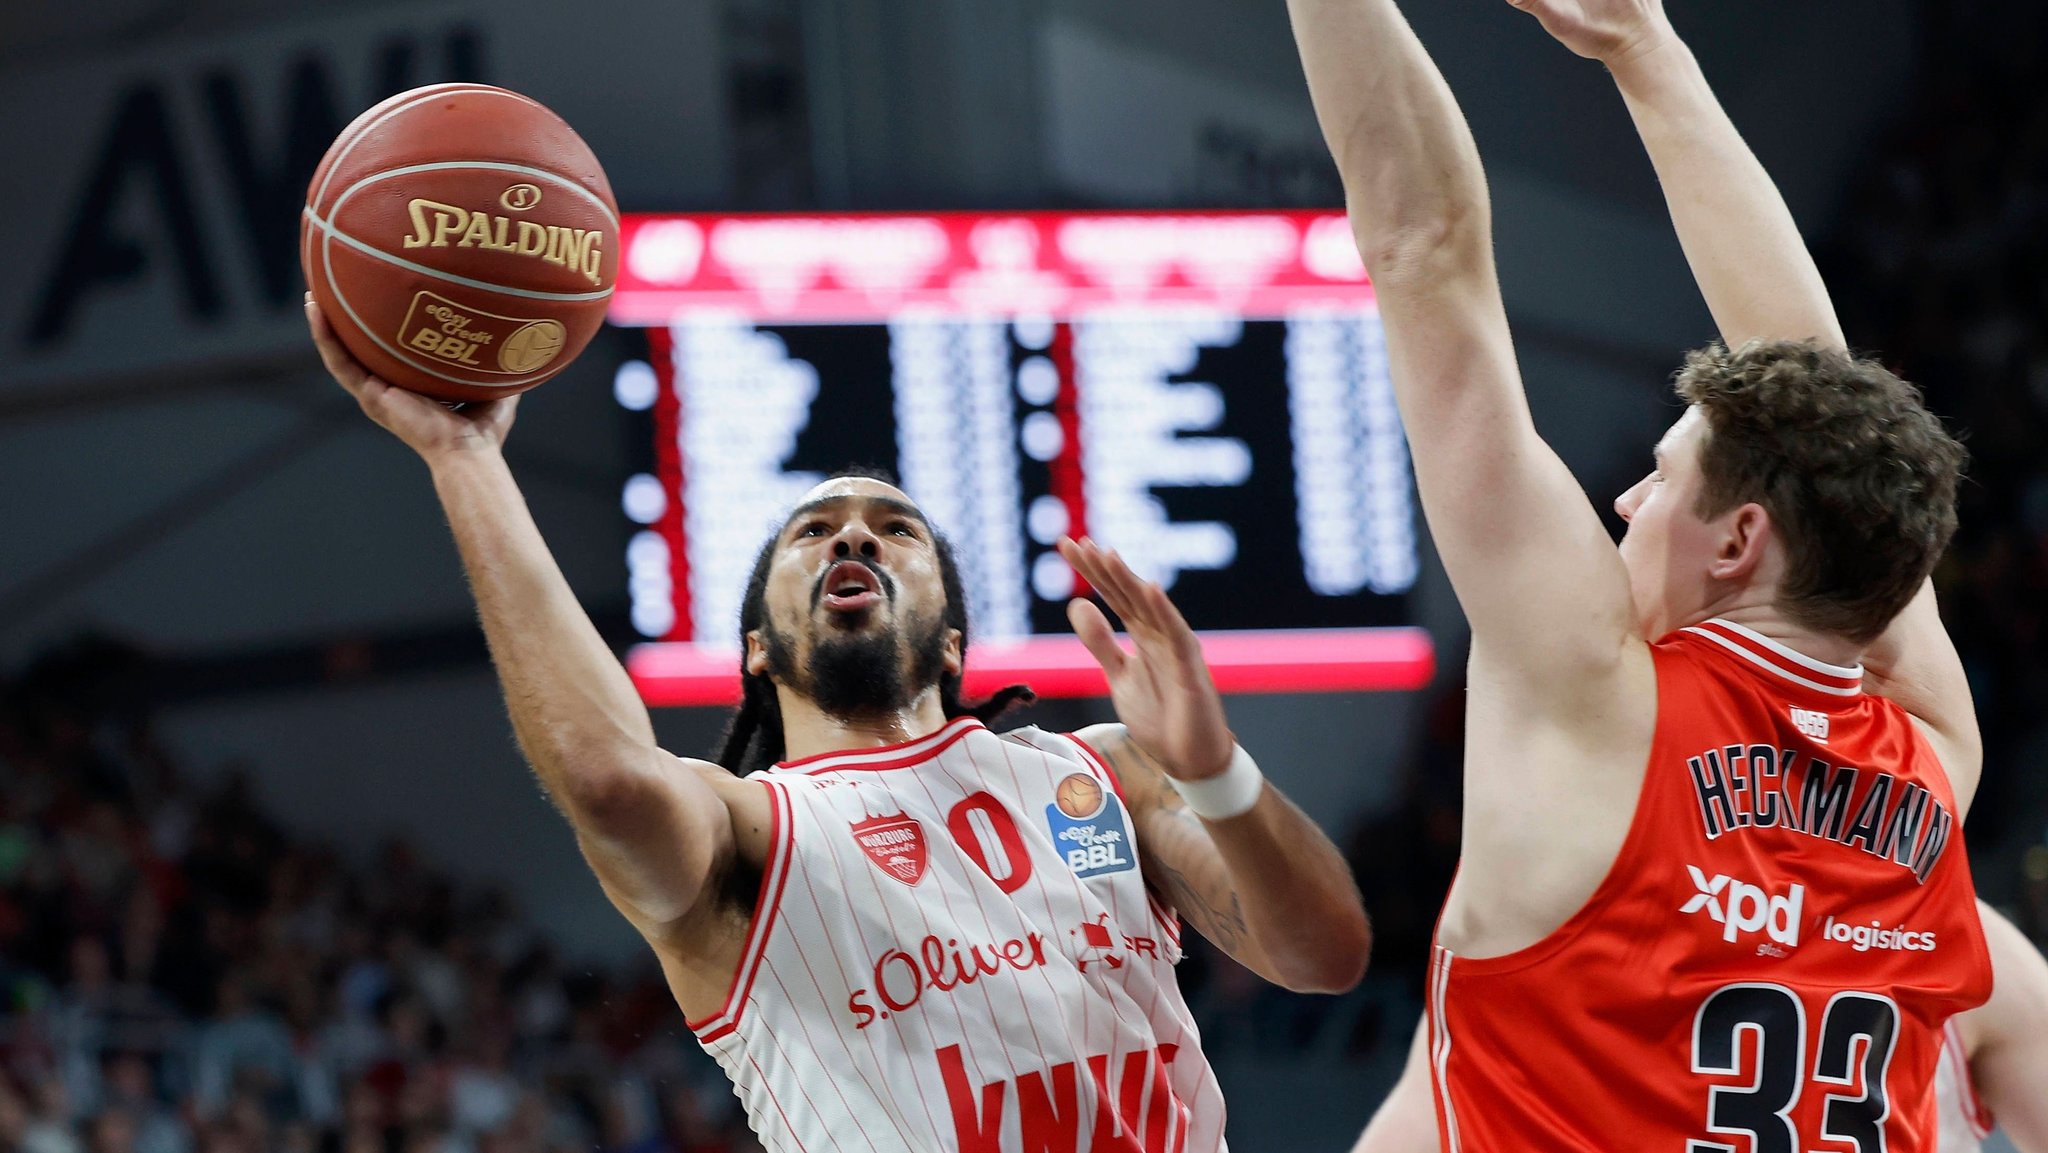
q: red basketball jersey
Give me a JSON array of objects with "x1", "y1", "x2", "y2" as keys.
[{"x1": 1428, "y1": 618, "x2": 1993, "y2": 1153}]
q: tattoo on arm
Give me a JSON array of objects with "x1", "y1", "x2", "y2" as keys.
[
  {"x1": 1149, "y1": 803, "x2": 1250, "y2": 953},
  {"x1": 1097, "y1": 731, "x2": 1252, "y2": 956}
]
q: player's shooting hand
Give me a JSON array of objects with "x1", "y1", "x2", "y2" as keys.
[
  {"x1": 1059, "y1": 537, "x2": 1234, "y2": 782},
  {"x1": 1505, "y1": 0, "x2": 1672, "y2": 64},
  {"x1": 306, "y1": 296, "x2": 517, "y2": 460}
]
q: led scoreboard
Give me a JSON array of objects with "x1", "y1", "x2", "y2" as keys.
[{"x1": 608, "y1": 210, "x2": 1434, "y2": 705}]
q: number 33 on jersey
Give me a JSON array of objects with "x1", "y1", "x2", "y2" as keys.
[{"x1": 1429, "y1": 621, "x2": 1993, "y2": 1153}]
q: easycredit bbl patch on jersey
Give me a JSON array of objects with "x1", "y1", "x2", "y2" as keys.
[{"x1": 1046, "y1": 773, "x2": 1136, "y2": 879}]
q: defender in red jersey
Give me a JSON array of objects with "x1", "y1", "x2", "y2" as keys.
[
  {"x1": 1286, "y1": 0, "x2": 1988, "y2": 1147},
  {"x1": 1356, "y1": 898, "x2": 2048, "y2": 1153}
]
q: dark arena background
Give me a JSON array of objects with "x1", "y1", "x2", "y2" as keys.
[{"x1": 1, "y1": 0, "x2": 2045, "y2": 1150}]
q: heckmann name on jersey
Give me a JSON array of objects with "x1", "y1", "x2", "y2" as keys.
[
  {"x1": 687, "y1": 718, "x2": 1227, "y2": 1153},
  {"x1": 1685, "y1": 739, "x2": 1955, "y2": 881}
]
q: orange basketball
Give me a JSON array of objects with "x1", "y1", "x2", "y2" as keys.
[
  {"x1": 301, "y1": 84, "x2": 618, "y2": 402},
  {"x1": 1055, "y1": 773, "x2": 1104, "y2": 819}
]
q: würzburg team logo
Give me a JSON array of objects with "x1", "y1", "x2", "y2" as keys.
[{"x1": 852, "y1": 813, "x2": 928, "y2": 886}]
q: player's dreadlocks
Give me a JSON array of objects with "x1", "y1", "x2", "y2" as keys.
[{"x1": 713, "y1": 472, "x2": 1035, "y2": 775}]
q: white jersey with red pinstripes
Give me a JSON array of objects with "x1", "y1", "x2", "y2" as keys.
[
  {"x1": 1934, "y1": 1019, "x2": 1993, "y2": 1153},
  {"x1": 689, "y1": 716, "x2": 1226, "y2": 1153}
]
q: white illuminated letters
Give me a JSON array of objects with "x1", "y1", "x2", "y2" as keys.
[
  {"x1": 1073, "y1": 310, "x2": 1251, "y2": 590},
  {"x1": 671, "y1": 316, "x2": 825, "y2": 645},
  {"x1": 1286, "y1": 308, "x2": 1417, "y2": 595},
  {"x1": 889, "y1": 316, "x2": 1031, "y2": 641}
]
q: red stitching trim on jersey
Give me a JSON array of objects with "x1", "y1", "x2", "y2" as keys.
[
  {"x1": 1696, "y1": 618, "x2": 1862, "y2": 683},
  {"x1": 689, "y1": 780, "x2": 793, "y2": 1037},
  {"x1": 1686, "y1": 619, "x2": 1863, "y2": 694},
  {"x1": 1067, "y1": 733, "x2": 1182, "y2": 946},
  {"x1": 761, "y1": 938, "x2": 907, "y2": 1147},
  {"x1": 1147, "y1": 894, "x2": 1183, "y2": 947},
  {"x1": 746, "y1": 1048, "x2": 812, "y2": 1153},
  {"x1": 773, "y1": 715, "x2": 983, "y2": 774}
]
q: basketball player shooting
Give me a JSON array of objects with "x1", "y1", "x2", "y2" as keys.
[
  {"x1": 1289, "y1": 0, "x2": 1989, "y2": 1146},
  {"x1": 302, "y1": 300, "x2": 1370, "y2": 1151}
]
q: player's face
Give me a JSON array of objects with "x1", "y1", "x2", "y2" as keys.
[
  {"x1": 748, "y1": 478, "x2": 962, "y2": 715},
  {"x1": 1614, "y1": 408, "x2": 1726, "y2": 640}
]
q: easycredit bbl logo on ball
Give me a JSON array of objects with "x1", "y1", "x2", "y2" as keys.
[
  {"x1": 1046, "y1": 774, "x2": 1135, "y2": 879},
  {"x1": 397, "y1": 291, "x2": 567, "y2": 375}
]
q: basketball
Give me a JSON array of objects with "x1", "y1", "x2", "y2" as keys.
[
  {"x1": 300, "y1": 84, "x2": 618, "y2": 403},
  {"x1": 1055, "y1": 773, "x2": 1104, "y2": 819}
]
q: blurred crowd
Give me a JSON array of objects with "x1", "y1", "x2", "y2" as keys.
[{"x1": 0, "y1": 642, "x2": 763, "y2": 1153}]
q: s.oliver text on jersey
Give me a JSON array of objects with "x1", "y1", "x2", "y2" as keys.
[{"x1": 847, "y1": 932, "x2": 1051, "y2": 1028}]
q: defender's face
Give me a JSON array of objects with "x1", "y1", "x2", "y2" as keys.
[
  {"x1": 1614, "y1": 408, "x2": 1724, "y2": 640},
  {"x1": 747, "y1": 477, "x2": 961, "y2": 691}
]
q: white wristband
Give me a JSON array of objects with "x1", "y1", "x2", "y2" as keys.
[{"x1": 1166, "y1": 746, "x2": 1264, "y2": 820}]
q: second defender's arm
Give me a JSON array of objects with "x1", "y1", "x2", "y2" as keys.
[
  {"x1": 1965, "y1": 901, "x2": 2048, "y2": 1151},
  {"x1": 1288, "y1": 0, "x2": 1640, "y2": 685},
  {"x1": 309, "y1": 304, "x2": 734, "y2": 940}
]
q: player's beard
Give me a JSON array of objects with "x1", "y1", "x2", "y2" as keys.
[{"x1": 765, "y1": 609, "x2": 949, "y2": 719}]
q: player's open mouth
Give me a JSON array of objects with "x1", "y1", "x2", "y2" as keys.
[{"x1": 820, "y1": 560, "x2": 884, "y2": 612}]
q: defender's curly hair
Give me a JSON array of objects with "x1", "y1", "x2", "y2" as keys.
[
  {"x1": 1674, "y1": 340, "x2": 1967, "y2": 644},
  {"x1": 713, "y1": 471, "x2": 1034, "y2": 774}
]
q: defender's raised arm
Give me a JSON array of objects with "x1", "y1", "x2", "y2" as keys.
[
  {"x1": 1508, "y1": 0, "x2": 1844, "y2": 348},
  {"x1": 1287, "y1": 0, "x2": 1487, "y2": 282},
  {"x1": 1286, "y1": 0, "x2": 1641, "y2": 694},
  {"x1": 1300, "y1": 6, "x2": 1988, "y2": 1148}
]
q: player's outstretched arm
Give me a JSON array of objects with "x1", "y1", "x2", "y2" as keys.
[
  {"x1": 1060, "y1": 538, "x2": 1369, "y2": 994},
  {"x1": 1507, "y1": 0, "x2": 1981, "y2": 798},
  {"x1": 307, "y1": 301, "x2": 735, "y2": 941},
  {"x1": 1503, "y1": 0, "x2": 1842, "y2": 350},
  {"x1": 1286, "y1": 0, "x2": 1641, "y2": 695},
  {"x1": 1964, "y1": 900, "x2": 2048, "y2": 1151},
  {"x1": 1352, "y1": 1019, "x2": 1437, "y2": 1153}
]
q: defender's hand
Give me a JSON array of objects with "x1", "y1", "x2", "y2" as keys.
[
  {"x1": 306, "y1": 297, "x2": 517, "y2": 460},
  {"x1": 1505, "y1": 0, "x2": 1672, "y2": 64},
  {"x1": 1059, "y1": 537, "x2": 1233, "y2": 781}
]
